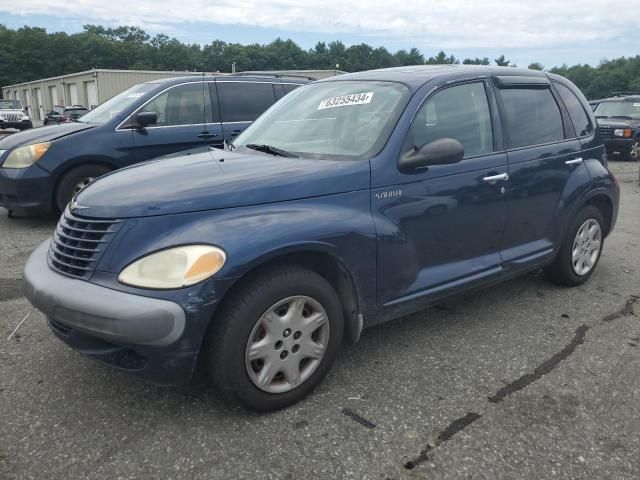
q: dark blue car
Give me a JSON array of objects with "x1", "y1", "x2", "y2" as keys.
[
  {"x1": 24, "y1": 66, "x2": 619, "y2": 411},
  {"x1": 0, "y1": 75, "x2": 306, "y2": 215}
]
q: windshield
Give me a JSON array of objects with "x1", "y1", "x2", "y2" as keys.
[
  {"x1": 232, "y1": 81, "x2": 411, "y2": 160},
  {"x1": 78, "y1": 83, "x2": 157, "y2": 124},
  {"x1": 595, "y1": 100, "x2": 640, "y2": 119},
  {"x1": 0, "y1": 100, "x2": 22, "y2": 110}
]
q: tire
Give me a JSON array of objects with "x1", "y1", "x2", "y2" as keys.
[
  {"x1": 629, "y1": 139, "x2": 640, "y2": 162},
  {"x1": 54, "y1": 164, "x2": 111, "y2": 213},
  {"x1": 205, "y1": 264, "x2": 344, "y2": 412},
  {"x1": 544, "y1": 205, "x2": 605, "y2": 286}
]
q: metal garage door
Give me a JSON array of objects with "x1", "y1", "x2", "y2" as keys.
[
  {"x1": 68, "y1": 84, "x2": 79, "y2": 106},
  {"x1": 85, "y1": 81, "x2": 98, "y2": 109},
  {"x1": 35, "y1": 88, "x2": 44, "y2": 120},
  {"x1": 49, "y1": 85, "x2": 59, "y2": 107}
]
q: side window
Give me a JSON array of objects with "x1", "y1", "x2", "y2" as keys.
[
  {"x1": 403, "y1": 82, "x2": 493, "y2": 159},
  {"x1": 217, "y1": 82, "x2": 276, "y2": 122},
  {"x1": 554, "y1": 83, "x2": 593, "y2": 137},
  {"x1": 140, "y1": 83, "x2": 213, "y2": 127},
  {"x1": 499, "y1": 88, "x2": 564, "y2": 148}
]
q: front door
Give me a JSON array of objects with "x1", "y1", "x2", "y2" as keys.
[
  {"x1": 126, "y1": 81, "x2": 223, "y2": 163},
  {"x1": 374, "y1": 80, "x2": 508, "y2": 306}
]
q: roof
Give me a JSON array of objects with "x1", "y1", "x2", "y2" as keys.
[
  {"x1": 145, "y1": 75, "x2": 309, "y2": 85},
  {"x1": 319, "y1": 65, "x2": 549, "y2": 91},
  {"x1": 599, "y1": 95, "x2": 640, "y2": 102}
]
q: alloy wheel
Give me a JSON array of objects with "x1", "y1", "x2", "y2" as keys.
[
  {"x1": 245, "y1": 295, "x2": 330, "y2": 394},
  {"x1": 571, "y1": 219, "x2": 602, "y2": 276},
  {"x1": 72, "y1": 177, "x2": 95, "y2": 196}
]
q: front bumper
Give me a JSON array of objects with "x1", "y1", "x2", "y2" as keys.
[
  {"x1": 0, "y1": 119, "x2": 32, "y2": 129},
  {"x1": 0, "y1": 164, "x2": 54, "y2": 215},
  {"x1": 24, "y1": 240, "x2": 203, "y2": 384},
  {"x1": 603, "y1": 137, "x2": 634, "y2": 155}
]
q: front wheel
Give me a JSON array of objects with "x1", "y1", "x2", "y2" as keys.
[
  {"x1": 54, "y1": 165, "x2": 111, "y2": 213},
  {"x1": 544, "y1": 205, "x2": 604, "y2": 286},
  {"x1": 630, "y1": 139, "x2": 640, "y2": 162},
  {"x1": 205, "y1": 265, "x2": 344, "y2": 411}
]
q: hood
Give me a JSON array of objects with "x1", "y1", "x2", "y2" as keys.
[
  {"x1": 0, "y1": 123, "x2": 96, "y2": 150},
  {"x1": 75, "y1": 148, "x2": 371, "y2": 218},
  {"x1": 597, "y1": 118, "x2": 640, "y2": 128},
  {"x1": 0, "y1": 109, "x2": 25, "y2": 116}
]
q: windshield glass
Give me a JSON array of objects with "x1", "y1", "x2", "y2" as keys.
[
  {"x1": 0, "y1": 100, "x2": 22, "y2": 110},
  {"x1": 595, "y1": 100, "x2": 640, "y2": 119},
  {"x1": 232, "y1": 81, "x2": 411, "y2": 160},
  {"x1": 78, "y1": 83, "x2": 157, "y2": 124}
]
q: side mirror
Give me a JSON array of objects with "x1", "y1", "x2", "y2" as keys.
[
  {"x1": 399, "y1": 137, "x2": 464, "y2": 171},
  {"x1": 134, "y1": 111, "x2": 157, "y2": 129}
]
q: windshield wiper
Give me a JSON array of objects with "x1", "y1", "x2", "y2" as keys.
[
  {"x1": 609, "y1": 115, "x2": 633, "y2": 120},
  {"x1": 595, "y1": 115, "x2": 608, "y2": 119},
  {"x1": 245, "y1": 144, "x2": 298, "y2": 157}
]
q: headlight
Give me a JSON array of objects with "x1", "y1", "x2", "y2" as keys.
[
  {"x1": 613, "y1": 128, "x2": 632, "y2": 138},
  {"x1": 118, "y1": 245, "x2": 226, "y2": 289},
  {"x1": 2, "y1": 142, "x2": 50, "y2": 169}
]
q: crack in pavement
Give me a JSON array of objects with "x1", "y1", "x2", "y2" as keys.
[
  {"x1": 488, "y1": 324, "x2": 589, "y2": 403},
  {"x1": 403, "y1": 294, "x2": 640, "y2": 471},
  {"x1": 602, "y1": 295, "x2": 638, "y2": 322},
  {"x1": 404, "y1": 412, "x2": 481, "y2": 469}
]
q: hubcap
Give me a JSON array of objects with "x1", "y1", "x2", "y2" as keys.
[
  {"x1": 631, "y1": 140, "x2": 640, "y2": 161},
  {"x1": 245, "y1": 295, "x2": 330, "y2": 394},
  {"x1": 72, "y1": 177, "x2": 95, "y2": 195},
  {"x1": 571, "y1": 219, "x2": 602, "y2": 276}
]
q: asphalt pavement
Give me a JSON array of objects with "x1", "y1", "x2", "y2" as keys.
[{"x1": 1, "y1": 161, "x2": 639, "y2": 480}]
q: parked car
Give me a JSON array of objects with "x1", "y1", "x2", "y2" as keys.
[
  {"x1": 588, "y1": 99, "x2": 602, "y2": 111},
  {"x1": 0, "y1": 99, "x2": 33, "y2": 131},
  {"x1": 594, "y1": 93, "x2": 640, "y2": 161},
  {"x1": 0, "y1": 75, "x2": 307, "y2": 216},
  {"x1": 24, "y1": 66, "x2": 618, "y2": 411},
  {"x1": 43, "y1": 105, "x2": 89, "y2": 125}
]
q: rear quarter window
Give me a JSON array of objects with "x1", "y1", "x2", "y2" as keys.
[
  {"x1": 554, "y1": 83, "x2": 592, "y2": 137},
  {"x1": 499, "y1": 87, "x2": 564, "y2": 148}
]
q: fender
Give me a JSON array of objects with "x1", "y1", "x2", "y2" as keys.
[{"x1": 98, "y1": 189, "x2": 378, "y2": 320}]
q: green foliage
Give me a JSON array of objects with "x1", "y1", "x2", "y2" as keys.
[
  {"x1": 528, "y1": 62, "x2": 544, "y2": 71},
  {"x1": 1, "y1": 24, "x2": 638, "y2": 100}
]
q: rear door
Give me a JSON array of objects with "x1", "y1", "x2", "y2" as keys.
[
  {"x1": 125, "y1": 81, "x2": 223, "y2": 162},
  {"x1": 216, "y1": 81, "x2": 277, "y2": 142},
  {"x1": 493, "y1": 76, "x2": 582, "y2": 269}
]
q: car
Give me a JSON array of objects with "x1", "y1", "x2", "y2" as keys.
[
  {"x1": 43, "y1": 105, "x2": 89, "y2": 125},
  {"x1": 23, "y1": 65, "x2": 619, "y2": 411},
  {"x1": 594, "y1": 93, "x2": 640, "y2": 161},
  {"x1": 0, "y1": 75, "x2": 307, "y2": 216},
  {"x1": 588, "y1": 99, "x2": 602, "y2": 111},
  {"x1": 0, "y1": 99, "x2": 33, "y2": 131}
]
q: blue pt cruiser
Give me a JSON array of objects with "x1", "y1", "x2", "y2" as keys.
[{"x1": 24, "y1": 66, "x2": 619, "y2": 411}]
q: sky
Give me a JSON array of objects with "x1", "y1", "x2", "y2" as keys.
[{"x1": 2, "y1": 0, "x2": 640, "y2": 69}]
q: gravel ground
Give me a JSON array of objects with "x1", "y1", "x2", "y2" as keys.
[{"x1": 1, "y1": 161, "x2": 639, "y2": 480}]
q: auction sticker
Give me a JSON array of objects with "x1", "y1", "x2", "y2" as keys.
[{"x1": 318, "y1": 92, "x2": 374, "y2": 110}]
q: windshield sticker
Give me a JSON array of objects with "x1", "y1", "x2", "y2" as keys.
[{"x1": 318, "y1": 92, "x2": 374, "y2": 110}]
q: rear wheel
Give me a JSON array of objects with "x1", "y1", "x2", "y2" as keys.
[
  {"x1": 544, "y1": 205, "x2": 604, "y2": 286},
  {"x1": 205, "y1": 265, "x2": 343, "y2": 411},
  {"x1": 54, "y1": 165, "x2": 110, "y2": 213}
]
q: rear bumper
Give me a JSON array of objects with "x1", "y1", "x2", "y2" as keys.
[
  {"x1": 24, "y1": 240, "x2": 203, "y2": 384},
  {"x1": 0, "y1": 164, "x2": 54, "y2": 215}
]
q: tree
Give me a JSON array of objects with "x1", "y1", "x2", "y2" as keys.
[
  {"x1": 463, "y1": 57, "x2": 490, "y2": 65},
  {"x1": 494, "y1": 55, "x2": 511, "y2": 66},
  {"x1": 426, "y1": 50, "x2": 459, "y2": 65},
  {"x1": 527, "y1": 62, "x2": 544, "y2": 71}
]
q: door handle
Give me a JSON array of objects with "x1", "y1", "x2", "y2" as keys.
[
  {"x1": 565, "y1": 157, "x2": 583, "y2": 165},
  {"x1": 198, "y1": 132, "x2": 219, "y2": 139},
  {"x1": 483, "y1": 173, "x2": 509, "y2": 183}
]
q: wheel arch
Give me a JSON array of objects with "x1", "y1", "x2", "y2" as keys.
[
  {"x1": 216, "y1": 244, "x2": 364, "y2": 344},
  {"x1": 51, "y1": 157, "x2": 117, "y2": 211}
]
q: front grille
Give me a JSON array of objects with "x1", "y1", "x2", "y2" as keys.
[
  {"x1": 599, "y1": 126, "x2": 614, "y2": 140},
  {"x1": 0, "y1": 113, "x2": 21, "y2": 122},
  {"x1": 48, "y1": 209, "x2": 123, "y2": 279}
]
